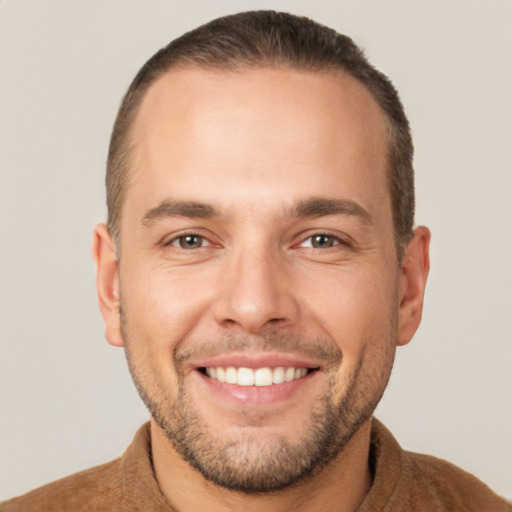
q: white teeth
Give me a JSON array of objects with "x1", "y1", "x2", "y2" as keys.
[
  {"x1": 225, "y1": 366, "x2": 237, "y2": 384},
  {"x1": 237, "y1": 367, "x2": 255, "y2": 386},
  {"x1": 204, "y1": 366, "x2": 310, "y2": 386},
  {"x1": 255, "y1": 368, "x2": 273, "y2": 386},
  {"x1": 216, "y1": 367, "x2": 225, "y2": 383},
  {"x1": 285, "y1": 367, "x2": 296, "y2": 382},
  {"x1": 294, "y1": 368, "x2": 307, "y2": 379},
  {"x1": 272, "y1": 366, "x2": 285, "y2": 384}
]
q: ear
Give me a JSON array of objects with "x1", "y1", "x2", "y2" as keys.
[
  {"x1": 92, "y1": 223, "x2": 124, "y2": 347},
  {"x1": 397, "y1": 226, "x2": 430, "y2": 346}
]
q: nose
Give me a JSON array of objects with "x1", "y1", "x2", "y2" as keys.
[{"x1": 213, "y1": 244, "x2": 299, "y2": 335}]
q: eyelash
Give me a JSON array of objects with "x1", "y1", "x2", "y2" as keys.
[
  {"x1": 298, "y1": 233, "x2": 346, "y2": 249},
  {"x1": 164, "y1": 231, "x2": 349, "y2": 251},
  {"x1": 166, "y1": 233, "x2": 212, "y2": 249}
]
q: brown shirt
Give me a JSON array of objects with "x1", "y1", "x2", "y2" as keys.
[{"x1": 2, "y1": 419, "x2": 510, "y2": 511}]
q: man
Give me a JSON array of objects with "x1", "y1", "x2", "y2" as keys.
[{"x1": 2, "y1": 10, "x2": 510, "y2": 512}]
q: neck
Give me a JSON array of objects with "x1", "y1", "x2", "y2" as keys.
[{"x1": 150, "y1": 418, "x2": 373, "y2": 512}]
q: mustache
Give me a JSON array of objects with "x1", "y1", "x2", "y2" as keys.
[{"x1": 174, "y1": 331, "x2": 343, "y2": 368}]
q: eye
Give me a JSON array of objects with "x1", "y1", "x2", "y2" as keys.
[
  {"x1": 170, "y1": 234, "x2": 208, "y2": 249},
  {"x1": 301, "y1": 234, "x2": 341, "y2": 249}
]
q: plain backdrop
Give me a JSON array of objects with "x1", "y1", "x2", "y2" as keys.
[{"x1": 1, "y1": 0, "x2": 511, "y2": 502}]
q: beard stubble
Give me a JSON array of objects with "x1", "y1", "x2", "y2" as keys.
[{"x1": 122, "y1": 316, "x2": 396, "y2": 493}]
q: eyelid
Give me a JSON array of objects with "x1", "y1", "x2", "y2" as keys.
[
  {"x1": 169, "y1": 235, "x2": 209, "y2": 248},
  {"x1": 162, "y1": 229, "x2": 219, "y2": 249},
  {"x1": 160, "y1": 228, "x2": 353, "y2": 250},
  {"x1": 294, "y1": 230, "x2": 353, "y2": 249}
]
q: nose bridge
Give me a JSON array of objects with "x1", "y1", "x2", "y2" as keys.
[{"x1": 214, "y1": 236, "x2": 297, "y2": 333}]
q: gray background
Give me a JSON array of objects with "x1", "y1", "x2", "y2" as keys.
[{"x1": 1, "y1": 0, "x2": 511, "y2": 501}]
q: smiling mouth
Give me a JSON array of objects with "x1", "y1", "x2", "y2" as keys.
[{"x1": 199, "y1": 366, "x2": 319, "y2": 387}]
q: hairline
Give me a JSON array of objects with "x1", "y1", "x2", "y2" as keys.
[{"x1": 110, "y1": 61, "x2": 406, "y2": 259}]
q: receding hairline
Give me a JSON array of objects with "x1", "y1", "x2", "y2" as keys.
[
  {"x1": 107, "y1": 11, "x2": 414, "y2": 256},
  {"x1": 116, "y1": 62, "x2": 394, "y2": 236}
]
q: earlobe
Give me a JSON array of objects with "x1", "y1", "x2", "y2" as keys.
[
  {"x1": 397, "y1": 226, "x2": 431, "y2": 346},
  {"x1": 92, "y1": 224, "x2": 124, "y2": 347}
]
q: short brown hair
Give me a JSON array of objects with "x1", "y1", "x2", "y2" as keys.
[{"x1": 106, "y1": 11, "x2": 414, "y2": 254}]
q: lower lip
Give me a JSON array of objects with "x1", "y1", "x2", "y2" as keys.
[{"x1": 196, "y1": 370, "x2": 318, "y2": 405}]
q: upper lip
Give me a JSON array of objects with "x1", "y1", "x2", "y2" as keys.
[{"x1": 191, "y1": 352, "x2": 323, "y2": 370}]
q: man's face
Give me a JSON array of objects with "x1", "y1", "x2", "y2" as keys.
[{"x1": 108, "y1": 67, "x2": 405, "y2": 491}]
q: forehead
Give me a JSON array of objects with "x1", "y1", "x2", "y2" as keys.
[{"x1": 126, "y1": 65, "x2": 390, "y2": 220}]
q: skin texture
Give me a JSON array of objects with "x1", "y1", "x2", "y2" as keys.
[{"x1": 93, "y1": 67, "x2": 430, "y2": 512}]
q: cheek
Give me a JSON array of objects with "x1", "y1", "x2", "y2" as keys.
[
  {"x1": 299, "y1": 267, "x2": 398, "y2": 406},
  {"x1": 297, "y1": 263, "x2": 398, "y2": 354},
  {"x1": 120, "y1": 261, "x2": 216, "y2": 349}
]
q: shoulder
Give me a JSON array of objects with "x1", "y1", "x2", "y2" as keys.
[
  {"x1": 0, "y1": 423, "x2": 168, "y2": 512},
  {"x1": 363, "y1": 419, "x2": 511, "y2": 512},
  {"x1": 401, "y1": 450, "x2": 511, "y2": 511},
  {"x1": 1, "y1": 457, "x2": 125, "y2": 512}
]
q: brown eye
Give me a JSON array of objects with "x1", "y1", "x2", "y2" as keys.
[
  {"x1": 310, "y1": 234, "x2": 337, "y2": 248},
  {"x1": 174, "y1": 235, "x2": 205, "y2": 249}
]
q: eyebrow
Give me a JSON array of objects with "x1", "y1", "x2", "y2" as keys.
[
  {"x1": 141, "y1": 196, "x2": 371, "y2": 227},
  {"x1": 142, "y1": 200, "x2": 218, "y2": 226},
  {"x1": 291, "y1": 197, "x2": 372, "y2": 224}
]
